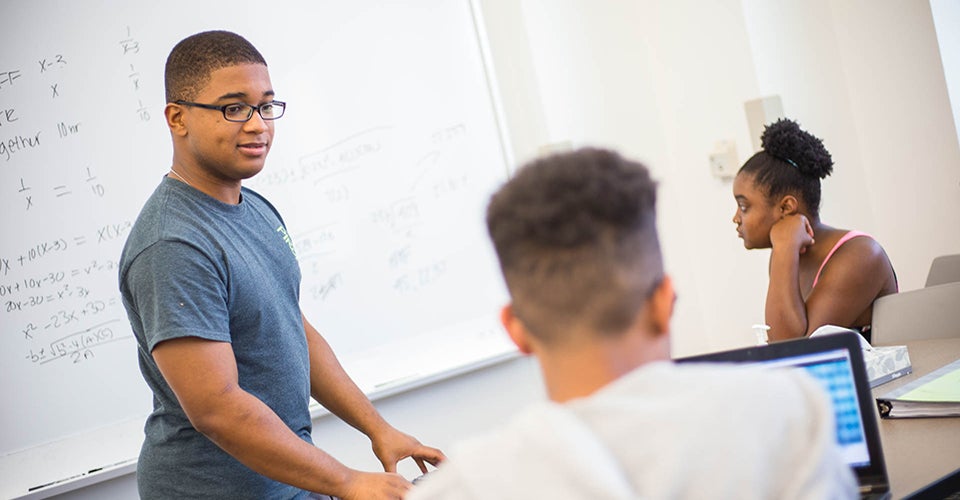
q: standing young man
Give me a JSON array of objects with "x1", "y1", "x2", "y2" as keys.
[
  {"x1": 119, "y1": 30, "x2": 443, "y2": 499},
  {"x1": 407, "y1": 148, "x2": 857, "y2": 499}
]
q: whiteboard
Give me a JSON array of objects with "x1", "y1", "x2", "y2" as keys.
[{"x1": 0, "y1": 1, "x2": 515, "y2": 497}]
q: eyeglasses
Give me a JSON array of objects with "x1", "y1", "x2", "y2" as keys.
[{"x1": 174, "y1": 100, "x2": 286, "y2": 122}]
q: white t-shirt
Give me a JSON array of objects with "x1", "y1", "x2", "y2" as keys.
[{"x1": 407, "y1": 361, "x2": 858, "y2": 500}]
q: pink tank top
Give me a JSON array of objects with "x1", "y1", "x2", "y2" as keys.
[{"x1": 811, "y1": 231, "x2": 871, "y2": 288}]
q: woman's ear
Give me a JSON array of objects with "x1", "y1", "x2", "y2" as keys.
[{"x1": 778, "y1": 195, "x2": 799, "y2": 216}]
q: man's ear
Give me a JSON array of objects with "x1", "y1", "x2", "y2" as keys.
[
  {"x1": 778, "y1": 195, "x2": 799, "y2": 216},
  {"x1": 500, "y1": 304, "x2": 533, "y2": 355},
  {"x1": 648, "y1": 275, "x2": 675, "y2": 336},
  {"x1": 165, "y1": 102, "x2": 188, "y2": 137}
]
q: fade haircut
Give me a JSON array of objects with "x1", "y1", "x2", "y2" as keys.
[
  {"x1": 486, "y1": 148, "x2": 663, "y2": 345},
  {"x1": 164, "y1": 30, "x2": 267, "y2": 103}
]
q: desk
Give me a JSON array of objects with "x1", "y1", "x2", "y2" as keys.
[{"x1": 872, "y1": 337, "x2": 960, "y2": 497}]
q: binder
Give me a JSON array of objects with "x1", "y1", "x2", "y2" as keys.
[{"x1": 876, "y1": 357, "x2": 960, "y2": 418}]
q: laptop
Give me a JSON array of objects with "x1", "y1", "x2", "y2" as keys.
[{"x1": 676, "y1": 332, "x2": 891, "y2": 500}]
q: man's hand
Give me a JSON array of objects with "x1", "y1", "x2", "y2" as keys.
[
  {"x1": 337, "y1": 470, "x2": 413, "y2": 500},
  {"x1": 371, "y1": 427, "x2": 446, "y2": 474}
]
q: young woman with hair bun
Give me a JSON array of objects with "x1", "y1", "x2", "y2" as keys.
[{"x1": 732, "y1": 118, "x2": 898, "y2": 342}]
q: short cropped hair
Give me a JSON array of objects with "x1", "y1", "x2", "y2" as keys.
[
  {"x1": 486, "y1": 148, "x2": 663, "y2": 344},
  {"x1": 164, "y1": 30, "x2": 267, "y2": 103}
]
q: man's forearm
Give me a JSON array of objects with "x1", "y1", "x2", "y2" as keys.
[
  {"x1": 303, "y1": 315, "x2": 391, "y2": 439},
  {"x1": 193, "y1": 384, "x2": 354, "y2": 495}
]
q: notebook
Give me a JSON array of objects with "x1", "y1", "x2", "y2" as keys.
[{"x1": 676, "y1": 332, "x2": 891, "y2": 500}]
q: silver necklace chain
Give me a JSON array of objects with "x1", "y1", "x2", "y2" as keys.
[{"x1": 168, "y1": 168, "x2": 195, "y2": 189}]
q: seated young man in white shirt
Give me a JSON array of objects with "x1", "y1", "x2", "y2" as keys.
[{"x1": 406, "y1": 148, "x2": 857, "y2": 500}]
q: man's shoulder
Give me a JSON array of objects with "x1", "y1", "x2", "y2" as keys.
[
  {"x1": 120, "y1": 182, "x2": 220, "y2": 277},
  {"x1": 595, "y1": 361, "x2": 830, "y2": 425},
  {"x1": 241, "y1": 185, "x2": 285, "y2": 223},
  {"x1": 128, "y1": 180, "x2": 203, "y2": 235},
  {"x1": 674, "y1": 361, "x2": 825, "y2": 402},
  {"x1": 404, "y1": 407, "x2": 535, "y2": 500},
  {"x1": 613, "y1": 360, "x2": 811, "y2": 392},
  {"x1": 408, "y1": 402, "x2": 635, "y2": 500}
]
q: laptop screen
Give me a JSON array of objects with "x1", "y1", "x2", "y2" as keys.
[
  {"x1": 675, "y1": 332, "x2": 889, "y2": 493},
  {"x1": 753, "y1": 348, "x2": 871, "y2": 468}
]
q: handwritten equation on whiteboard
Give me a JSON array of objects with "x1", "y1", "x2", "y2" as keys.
[
  {"x1": 0, "y1": 26, "x2": 157, "y2": 373},
  {"x1": 247, "y1": 114, "x2": 504, "y2": 361},
  {"x1": 2, "y1": 228, "x2": 133, "y2": 366}
]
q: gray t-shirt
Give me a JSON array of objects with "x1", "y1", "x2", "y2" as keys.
[{"x1": 120, "y1": 177, "x2": 312, "y2": 499}]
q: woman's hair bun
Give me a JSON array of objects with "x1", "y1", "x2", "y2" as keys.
[{"x1": 760, "y1": 118, "x2": 833, "y2": 179}]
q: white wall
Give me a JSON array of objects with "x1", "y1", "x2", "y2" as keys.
[
  {"x1": 743, "y1": 0, "x2": 960, "y2": 293},
  {"x1": 51, "y1": 1, "x2": 959, "y2": 497},
  {"x1": 514, "y1": 0, "x2": 775, "y2": 355},
  {"x1": 508, "y1": 0, "x2": 960, "y2": 355},
  {"x1": 930, "y1": 0, "x2": 960, "y2": 149}
]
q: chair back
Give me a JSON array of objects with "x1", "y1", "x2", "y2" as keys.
[
  {"x1": 926, "y1": 253, "x2": 960, "y2": 287},
  {"x1": 871, "y1": 282, "x2": 960, "y2": 344}
]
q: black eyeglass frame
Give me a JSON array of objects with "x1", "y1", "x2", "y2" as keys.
[{"x1": 173, "y1": 99, "x2": 286, "y2": 122}]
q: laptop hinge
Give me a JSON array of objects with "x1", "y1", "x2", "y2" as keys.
[{"x1": 859, "y1": 483, "x2": 889, "y2": 494}]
